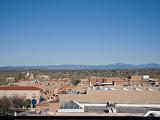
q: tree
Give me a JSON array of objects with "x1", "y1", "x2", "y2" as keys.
[
  {"x1": 71, "y1": 79, "x2": 81, "y2": 86},
  {"x1": 18, "y1": 73, "x2": 25, "y2": 80},
  {"x1": 0, "y1": 96, "x2": 12, "y2": 116},
  {"x1": 128, "y1": 75, "x2": 131, "y2": 86},
  {"x1": 23, "y1": 99, "x2": 31, "y2": 108},
  {"x1": 0, "y1": 96, "x2": 27, "y2": 116},
  {"x1": 10, "y1": 96, "x2": 24, "y2": 113}
]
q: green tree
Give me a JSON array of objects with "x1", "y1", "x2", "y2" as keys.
[
  {"x1": 23, "y1": 99, "x2": 31, "y2": 108},
  {"x1": 71, "y1": 79, "x2": 81, "y2": 86}
]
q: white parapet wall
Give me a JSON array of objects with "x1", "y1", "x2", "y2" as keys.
[
  {"x1": 80, "y1": 103, "x2": 106, "y2": 107},
  {"x1": 144, "y1": 111, "x2": 160, "y2": 117},
  {"x1": 58, "y1": 109, "x2": 84, "y2": 112},
  {"x1": 148, "y1": 88, "x2": 155, "y2": 91},
  {"x1": 122, "y1": 88, "x2": 128, "y2": 91},
  {"x1": 73, "y1": 100, "x2": 84, "y2": 108},
  {"x1": 116, "y1": 104, "x2": 160, "y2": 108}
]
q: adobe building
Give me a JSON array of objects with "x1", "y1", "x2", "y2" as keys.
[
  {"x1": 0, "y1": 86, "x2": 41, "y2": 104},
  {"x1": 15, "y1": 78, "x2": 71, "y2": 91},
  {"x1": 6, "y1": 77, "x2": 15, "y2": 81},
  {"x1": 35, "y1": 74, "x2": 50, "y2": 80},
  {"x1": 89, "y1": 76, "x2": 126, "y2": 86},
  {"x1": 80, "y1": 79, "x2": 90, "y2": 86},
  {"x1": 32, "y1": 78, "x2": 72, "y2": 102},
  {"x1": 46, "y1": 78, "x2": 71, "y2": 86},
  {"x1": 128, "y1": 75, "x2": 143, "y2": 87},
  {"x1": 129, "y1": 75, "x2": 158, "y2": 87}
]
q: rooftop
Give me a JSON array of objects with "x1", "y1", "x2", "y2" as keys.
[
  {"x1": 0, "y1": 86, "x2": 41, "y2": 90},
  {"x1": 59, "y1": 89, "x2": 160, "y2": 104}
]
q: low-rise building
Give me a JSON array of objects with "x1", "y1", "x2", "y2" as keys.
[
  {"x1": 142, "y1": 75, "x2": 150, "y2": 80},
  {"x1": 59, "y1": 89, "x2": 160, "y2": 104},
  {"x1": 89, "y1": 76, "x2": 125, "y2": 86},
  {"x1": 47, "y1": 79, "x2": 71, "y2": 86},
  {"x1": 36, "y1": 74, "x2": 50, "y2": 80},
  {"x1": 58, "y1": 89, "x2": 160, "y2": 114},
  {"x1": 126, "y1": 75, "x2": 154, "y2": 87},
  {"x1": 131, "y1": 76, "x2": 142, "y2": 81},
  {"x1": 29, "y1": 74, "x2": 34, "y2": 80},
  {"x1": 0, "y1": 86, "x2": 41, "y2": 104},
  {"x1": 6, "y1": 77, "x2": 15, "y2": 81}
]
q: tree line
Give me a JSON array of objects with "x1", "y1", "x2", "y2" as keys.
[{"x1": 0, "y1": 69, "x2": 160, "y2": 86}]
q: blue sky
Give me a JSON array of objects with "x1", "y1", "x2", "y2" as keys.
[{"x1": 0, "y1": 0, "x2": 160, "y2": 66}]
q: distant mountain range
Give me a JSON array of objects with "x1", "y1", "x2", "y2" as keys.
[{"x1": 0, "y1": 63, "x2": 160, "y2": 70}]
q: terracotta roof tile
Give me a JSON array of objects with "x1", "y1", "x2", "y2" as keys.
[{"x1": 0, "y1": 86, "x2": 41, "y2": 90}]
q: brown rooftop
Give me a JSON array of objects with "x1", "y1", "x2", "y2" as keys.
[
  {"x1": 48, "y1": 79, "x2": 70, "y2": 82},
  {"x1": 0, "y1": 86, "x2": 41, "y2": 90},
  {"x1": 59, "y1": 90, "x2": 160, "y2": 104}
]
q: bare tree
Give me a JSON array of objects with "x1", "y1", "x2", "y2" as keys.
[{"x1": 10, "y1": 96, "x2": 24, "y2": 113}]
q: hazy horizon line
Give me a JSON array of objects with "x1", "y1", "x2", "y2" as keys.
[{"x1": 1, "y1": 63, "x2": 160, "y2": 67}]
